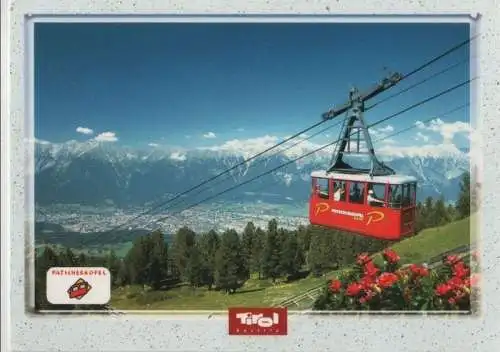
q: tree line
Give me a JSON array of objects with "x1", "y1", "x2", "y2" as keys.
[{"x1": 35, "y1": 172, "x2": 475, "y2": 310}]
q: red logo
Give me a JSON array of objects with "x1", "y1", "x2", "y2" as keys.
[
  {"x1": 67, "y1": 278, "x2": 92, "y2": 300},
  {"x1": 228, "y1": 307, "x2": 288, "y2": 335}
]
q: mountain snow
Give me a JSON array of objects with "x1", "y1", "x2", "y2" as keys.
[{"x1": 34, "y1": 139, "x2": 470, "y2": 207}]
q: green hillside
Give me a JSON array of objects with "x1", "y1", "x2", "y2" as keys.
[
  {"x1": 109, "y1": 216, "x2": 473, "y2": 311},
  {"x1": 373, "y1": 215, "x2": 473, "y2": 265}
]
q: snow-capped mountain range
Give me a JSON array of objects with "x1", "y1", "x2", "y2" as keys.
[{"x1": 34, "y1": 139, "x2": 470, "y2": 207}]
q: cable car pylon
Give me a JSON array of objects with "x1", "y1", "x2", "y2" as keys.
[
  {"x1": 322, "y1": 73, "x2": 401, "y2": 176},
  {"x1": 310, "y1": 72, "x2": 418, "y2": 240}
]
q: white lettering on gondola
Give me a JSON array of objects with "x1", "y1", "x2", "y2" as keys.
[{"x1": 331, "y1": 208, "x2": 364, "y2": 220}]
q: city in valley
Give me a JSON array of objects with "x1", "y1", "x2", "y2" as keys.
[{"x1": 36, "y1": 201, "x2": 310, "y2": 236}]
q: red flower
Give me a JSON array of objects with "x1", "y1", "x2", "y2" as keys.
[
  {"x1": 346, "y1": 282, "x2": 363, "y2": 296},
  {"x1": 452, "y1": 262, "x2": 469, "y2": 279},
  {"x1": 454, "y1": 290, "x2": 467, "y2": 300},
  {"x1": 364, "y1": 261, "x2": 380, "y2": 278},
  {"x1": 329, "y1": 279, "x2": 342, "y2": 293},
  {"x1": 447, "y1": 276, "x2": 464, "y2": 289},
  {"x1": 435, "y1": 283, "x2": 453, "y2": 296},
  {"x1": 419, "y1": 267, "x2": 429, "y2": 277},
  {"x1": 409, "y1": 264, "x2": 429, "y2": 277},
  {"x1": 445, "y1": 255, "x2": 460, "y2": 265},
  {"x1": 377, "y1": 272, "x2": 399, "y2": 288},
  {"x1": 357, "y1": 253, "x2": 371, "y2": 266},
  {"x1": 359, "y1": 290, "x2": 375, "y2": 304},
  {"x1": 383, "y1": 248, "x2": 400, "y2": 264},
  {"x1": 448, "y1": 297, "x2": 456, "y2": 305},
  {"x1": 359, "y1": 275, "x2": 376, "y2": 290}
]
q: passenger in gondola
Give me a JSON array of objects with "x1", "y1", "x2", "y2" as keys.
[
  {"x1": 367, "y1": 189, "x2": 385, "y2": 207},
  {"x1": 333, "y1": 184, "x2": 345, "y2": 201},
  {"x1": 350, "y1": 184, "x2": 362, "y2": 203}
]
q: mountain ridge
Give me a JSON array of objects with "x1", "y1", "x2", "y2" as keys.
[{"x1": 34, "y1": 140, "x2": 470, "y2": 207}]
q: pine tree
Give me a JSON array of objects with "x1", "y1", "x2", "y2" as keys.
[
  {"x1": 321, "y1": 229, "x2": 340, "y2": 270},
  {"x1": 35, "y1": 247, "x2": 61, "y2": 310},
  {"x1": 214, "y1": 229, "x2": 245, "y2": 293},
  {"x1": 116, "y1": 259, "x2": 129, "y2": 286},
  {"x1": 241, "y1": 222, "x2": 255, "y2": 279},
  {"x1": 250, "y1": 227, "x2": 265, "y2": 279},
  {"x1": 125, "y1": 236, "x2": 152, "y2": 285},
  {"x1": 186, "y1": 244, "x2": 204, "y2": 287},
  {"x1": 77, "y1": 252, "x2": 87, "y2": 266},
  {"x1": 456, "y1": 171, "x2": 471, "y2": 219},
  {"x1": 296, "y1": 225, "x2": 310, "y2": 261},
  {"x1": 423, "y1": 196, "x2": 435, "y2": 227},
  {"x1": 61, "y1": 247, "x2": 77, "y2": 266},
  {"x1": 415, "y1": 201, "x2": 426, "y2": 233},
  {"x1": 307, "y1": 228, "x2": 324, "y2": 276},
  {"x1": 105, "y1": 250, "x2": 120, "y2": 286},
  {"x1": 446, "y1": 203, "x2": 457, "y2": 221},
  {"x1": 147, "y1": 231, "x2": 169, "y2": 289},
  {"x1": 262, "y1": 219, "x2": 282, "y2": 282},
  {"x1": 198, "y1": 230, "x2": 220, "y2": 289},
  {"x1": 279, "y1": 231, "x2": 301, "y2": 278},
  {"x1": 170, "y1": 226, "x2": 196, "y2": 280},
  {"x1": 434, "y1": 197, "x2": 451, "y2": 226}
]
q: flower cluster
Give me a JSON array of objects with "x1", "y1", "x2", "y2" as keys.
[
  {"x1": 315, "y1": 248, "x2": 478, "y2": 311},
  {"x1": 434, "y1": 255, "x2": 474, "y2": 306}
]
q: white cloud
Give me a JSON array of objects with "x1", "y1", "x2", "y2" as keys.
[
  {"x1": 415, "y1": 118, "x2": 470, "y2": 143},
  {"x1": 377, "y1": 125, "x2": 394, "y2": 134},
  {"x1": 415, "y1": 121, "x2": 426, "y2": 129},
  {"x1": 377, "y1": 142, "x2": 464, "y2": 159},
  {"x1": 415, "y1": 132, "x2": 430, "y2": 142},
  {"x1": 347, "y1": 140, "x2": 368, "y2": 151},
  {"x1": 197, "y1": 118, "x2": 470, "y2": 162},
  {"x1": 380, "y1": 138, "x2": 397, "y2": 144},
  {"x1": 203, "y1": 135, "x2": 279, "y2": 157},
  {"x1": 370, "y1": 124, "x2": 395, "y2": 141},
  {"x1": 170, "y1": 152, "x2": 187, "y2": 161},
  {"x1": 94, "y1": 131, "x2": 118, "y2": 142},
  {"x1": 148, "y1": 143, "x2": 159, "y2": 147},
  {"x1": 76, "y1": 126, "x2": 94, "y2": 135},
  {"x1": 237, "y1": 128, "x2": 245, "y2": 132},
  {"x1": 203, "y1": 132, "x2": 217, "y2": 139},
  {"x1": 201, "y1": 134, "x2": 329, "y2": 160}
]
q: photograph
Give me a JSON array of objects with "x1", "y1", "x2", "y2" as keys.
[{"x1": 32, "y1": 20, "x2": 479, "y2": 313}]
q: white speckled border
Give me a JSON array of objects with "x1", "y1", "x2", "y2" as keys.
[{"x1": 2, "y1": 1, "x2": 500, "y2": 351}]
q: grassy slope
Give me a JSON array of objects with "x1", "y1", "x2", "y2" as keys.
[
  {"x1": 372, "y1": 216, "x2": 472, "y2": 266},
  {"x1": 110, "y1": 216, "x2": 473, "y2": 310}
]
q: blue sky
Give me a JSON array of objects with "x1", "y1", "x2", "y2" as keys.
[{"x1": 34, "y1": 22, "x2": 471, "y2": 154}]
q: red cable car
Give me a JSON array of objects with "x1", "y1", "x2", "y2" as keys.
[
  {"x1": 309, "y1": 172, "x2": 417, "y2": 240},
  {"x1": 309, "y1": 82, "x2": 417, "y2": 240}
]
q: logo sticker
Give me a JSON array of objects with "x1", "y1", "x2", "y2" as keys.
[
  {"x1": 314, "y1": 202, "x2": 330, "y2": 216},
  {"x1": 46, "y1": 267, "x2": 111, "y2": 305},
  {"x1": 228, "y1": 307, "x2": 288, "y2": 335},
  {"x1": 366, "y1": 211, "x2": 385, "y2": 225},
  {"x1": 67, "y1": 278, "x2": 92, "y2": 300}
]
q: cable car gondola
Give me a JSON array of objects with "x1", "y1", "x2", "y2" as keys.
[{"x1": 309, "y1": 82, "x2": 417, "y2": 240}]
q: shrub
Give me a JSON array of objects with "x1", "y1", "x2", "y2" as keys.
[{"x1": 313, "y1": 248, "x2": 479, "y2": 311}]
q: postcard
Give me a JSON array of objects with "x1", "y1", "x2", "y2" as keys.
[{"x1": 32, "y1": 21, "x2": 479, "y2": 317}]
